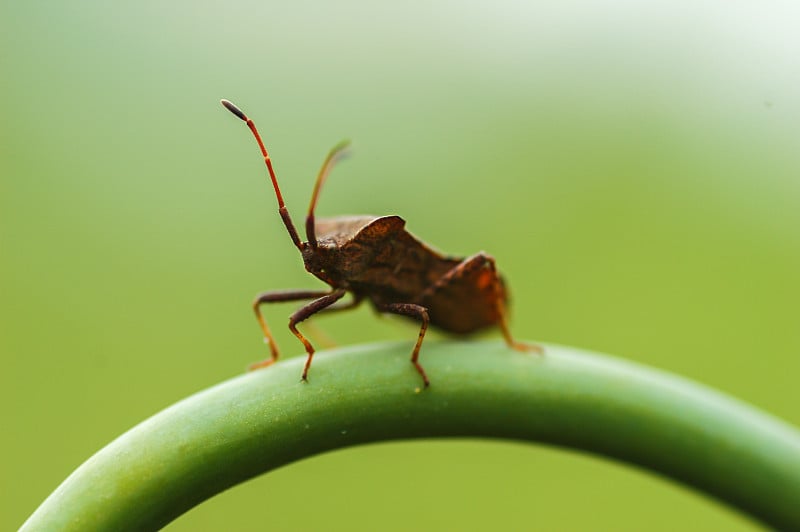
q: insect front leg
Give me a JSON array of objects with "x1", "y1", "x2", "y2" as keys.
[
  {"x1": 377, "y1": 303, "x2": 431, "y2": 387},
  {"x1": 250, "y1": 289, "x2": 337, "y2": 370},
  {"x1": 289, "y1": 288, "x2": 348, "y2": 381},
  {"x1": 301, "y1": 294, "x2": 364, "y2": 349}
]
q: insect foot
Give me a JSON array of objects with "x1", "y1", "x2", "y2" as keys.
[{"x1": 510, "y1": 341, "x2": 544, "y2": 354}]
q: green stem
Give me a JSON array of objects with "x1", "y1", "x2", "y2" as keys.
[{"x1": 22, "y1": 341, "x2": 800, "y2": 530}]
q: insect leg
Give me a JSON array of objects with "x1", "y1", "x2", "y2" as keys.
[
  {"x1": 299, "y1": 294, "x2": 364, "y2": 349},
  {"x1": 473, "y1": 254, "x2": 540, "y2": 353},
  {"x1": 288, "y1": 288, "x2": 348, "y2": 381},
  {"x1": 320, "y1": 293, "x2": 363, "y2": 314},
  {"x1": 378, "y1": 303, "x2": 431, "y2": 387},
  {"x1": 250, "y1": 289, "x2": 335, "y2": 370},
  {"x1": 422, "y1": 252, "x2": 543, "y2": 353}
]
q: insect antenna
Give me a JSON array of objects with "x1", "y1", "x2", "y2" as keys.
[
  {"x1": 305, "y1": 140, "x2": 351, "y2": 248},
  {"x1": 221, "y1": 99, "x2": 303, "y2": 250}
]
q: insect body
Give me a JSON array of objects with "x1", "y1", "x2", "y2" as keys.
[{"x1": 221, "y1": 99, "x2": 540, "y2": 387}]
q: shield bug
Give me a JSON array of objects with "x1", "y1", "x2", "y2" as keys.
[{"x1": 221, "y1": 99, "x2": 540, "y2": 387}]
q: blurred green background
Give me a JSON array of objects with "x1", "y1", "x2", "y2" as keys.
[{"x1": 2, "y1": 1, "x2": 799, "y2": 530}]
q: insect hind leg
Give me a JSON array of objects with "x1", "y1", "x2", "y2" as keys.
[{"x1": 422, "y1": 252, "x2": 543, "y2": 354}]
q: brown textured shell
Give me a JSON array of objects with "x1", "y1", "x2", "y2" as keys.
[{"x1": 307, "y1": 215, "x2": 508, "y2": 334}]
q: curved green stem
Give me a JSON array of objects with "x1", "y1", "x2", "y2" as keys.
[{"x1": 22, "y1": 341, "x2": 800, "y2": 530}]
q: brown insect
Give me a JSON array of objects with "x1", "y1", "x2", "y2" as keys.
[{"x1": 221, "y1": 99, "x2": 540, "y2": 387}]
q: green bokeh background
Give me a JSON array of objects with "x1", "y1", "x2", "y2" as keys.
[{"x1": 2, "y1": 1, "x2": 799, "y2": 530}]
